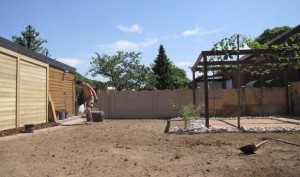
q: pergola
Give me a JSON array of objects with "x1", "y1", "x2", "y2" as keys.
[
  {"x1": 191, "y1": 25, "x2": 300, "y2": 128},
  {"x1": 191, "y1": 48, "x2": 290, "y2": 128}
]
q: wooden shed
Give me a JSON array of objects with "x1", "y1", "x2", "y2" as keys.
[{"x1": 0, "y1": 36, "x2": 76, "y2": 131}]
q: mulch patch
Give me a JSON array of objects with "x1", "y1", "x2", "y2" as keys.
[{"x1": 0, "y1": 122, "x2": 60, "y2": 137}]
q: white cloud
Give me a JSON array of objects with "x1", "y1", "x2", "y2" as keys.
[
  {"x1": 56, "y1": 58, "x2": 83, "y2": 67},
  {"x1": 141, "y1": 38, "x2": 158, "y2": 47},
  {"x1": 108, "y1": 40, "x2": 139, "y2": 50},
  {"x1": 182, "y1": 27, "x2": 226, "y2": 37},
  {"x1": 98, "y1": 38, "x2": 157, "y2": 52},
  {"x1": 182, "y1": 27, "x2": 202, "y2": 37},
  {"x1": 117, "y1": 24, "x2": 144, "y2": 33}
]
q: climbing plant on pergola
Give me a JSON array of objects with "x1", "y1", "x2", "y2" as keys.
[{"x1": 191, "y1": 25, "x2": 300, "y2": 128}]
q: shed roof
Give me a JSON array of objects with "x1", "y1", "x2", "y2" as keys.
[{"x1": 0, "y1": 36, "x2": 76, "y2": 74}]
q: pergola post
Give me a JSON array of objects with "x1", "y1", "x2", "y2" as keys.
[
  {"x1": 204, "y1": 55, "x2": 209, "y2": 128},
  {"x1": 192, "y1": 70, "x2": 196, "y2": 105}
]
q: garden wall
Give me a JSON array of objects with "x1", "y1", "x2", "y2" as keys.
[{"x1": 96, "y1": 82, "x2": 300, "y2": 119}]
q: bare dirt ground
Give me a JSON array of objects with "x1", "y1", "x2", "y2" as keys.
[{"x1": 0, "y1": 119, "x2": 299, "y2": 177}]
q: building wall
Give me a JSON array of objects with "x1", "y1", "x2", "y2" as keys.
[
  {"x1": 0, "y1": 47, "x2": 49, "y2": 131},
  {"x1": 49, "y1": 67, "x2": 75, "y2": 117},
  {"x1": 96, "y1": 83, "x2": 300, "y2": 119},
  {"x1": 224, "y1": 68, "x2": 299, "y2": 88},
  {"x1": 0, "y1": 51, "x2": 17, "y2": 130},
  {"x1": 19, "y1": 59, "x2": 48, "y2": 127}
]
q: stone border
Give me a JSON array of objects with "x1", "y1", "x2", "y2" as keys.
[{"x1": 167, "y1": 117, "x2": 300, "y2": 133}]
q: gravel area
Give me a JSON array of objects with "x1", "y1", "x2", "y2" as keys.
[{"x1": 170, "y1": 116, "x2": 300, "y2": 133}]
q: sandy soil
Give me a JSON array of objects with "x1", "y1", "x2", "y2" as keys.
[{"x1": 0, "y1": 119, "x2": 299, "y2": 177}]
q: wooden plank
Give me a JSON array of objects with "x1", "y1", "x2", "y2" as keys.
[
  {"x1": 0, "y1": 72, "x2": 16, "y2": 79},
  {"x1": 19, "y1": 103, "x2": 46, "y2": 108},
  {"x1": 0, "y1": 92, "x2": 16, "y2": 97},
  {"x1": 20, "y1": 85, "x2": 46, "y2": 90},
  {"x1": 0, "y1": 56, "x2": 16, "y2": 63},
  {"x1": 0, "y1": 114, "x2": 15, "y2": 120},
  {"x1": 48, "y1": 93, "x2": 57, "y2": 122},
  {"x1": 19, "y1": 110, "x2": 46, "y2": 115},
  {"x1": 20, "y1": 77, "x2": 47, "y2": 83},
  {"x1": 0, "y1": 97, "x2": 16, "y2": 102},
  {"x1": 49, "y1": 100, "x2": 57, "y2": 122},
  {"x1": 0, "y1": 110, "x2": 16, "y2": 117},
  {"x1": 19, "y1": 56, "x2": 48, "y2": 68},
  {"x1": 18, "y1": 111, "x2": 46, "y2": 118},
  {"x1": 19, "y1": 94, "x2": 46, "y2": 99},
  {"x1": 0, "y1": 101, "x2": 15, "y2": 108},
  {"x1": 20, "y1": 66, "x2": 46, "y2": 73},
  {"x1": 20, "y1": 71, "x2": 46, "y2": 79},
  {"x1": 0, "y1": 79, "x2": 17, "y2": 85},
  {"x1": 0, "y1": 123, "x2": 16, "y2": 131},
  {"x1": 0, "y1": 87, "x2": 17, "y2": 92},
  {"x1": 0, "y1": 58, "x2": 16, "y2": 65},
  {"x1": 0, "y1": 64, "x2": 17, "y2": 71}
]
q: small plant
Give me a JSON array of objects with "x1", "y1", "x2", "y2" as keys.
[{"x1": 168, "y1": 100, "x2": 204, "y2": 129}]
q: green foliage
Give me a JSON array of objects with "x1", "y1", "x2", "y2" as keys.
[
  {"x1": 212, "y1": 34, "x2": 267, "y2": 61},
  {"x1": 141, "y1": 69, "x2": 157, "y2": 90},
  {"x1": 210, "y1": 28, "x2": 300, "y2": 76},
  {"x1": 12, "y1": 25, "x2": 49, "y2": 56},
  {"x1": 171, "y1": 65, "x2": 190, "y2": 89},
  {"x1": 152, "y1": 45, "x2": 174, "y2": 90},
  {"x1": 169, "y1": 100, "x2": 204, "y2": 129},
  {"x1": 255, "y1": 26, "x2": 292, "y2": 44},
  {"x1": 152, "y1": 45, "x2": 190, "y2": 90},
  {"x1": 87, "y1": 51, "x2": 150, "y2": 91}
]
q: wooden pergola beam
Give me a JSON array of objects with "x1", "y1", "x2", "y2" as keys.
[{"x1": 192, "y1": 48, "x2": 277, "y2": 128}]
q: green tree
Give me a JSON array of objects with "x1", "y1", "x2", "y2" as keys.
[
  {"x1": 152, "y1": 45, "x2": 174, "y2": 90},
  {"x1": 12, "y1": 25, "x2": 49, "y2": 56},
  {"x1": 141, "y1": 68, "x2": 156, "y2": 90},
  {"x1": 88, "y1": 51, "x2": 150, "y2": 91},
  {"x1": 255, "y1": 26, "x2": 292, "y2": 44},
  {"x1": 171, "y1": 65, "x2": 190, "y2": 89},
  {"x1": 252, "y1": 25, "x2": 300, "y2": 73}
]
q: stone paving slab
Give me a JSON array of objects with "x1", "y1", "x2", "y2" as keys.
[
  {"x1": 58, "y1": 116, "x2": 86, "y2": 126},
  {"x1": 271, "y1": 117, "x2": 300, "y2": 124},
  {"x1": 209, "y1": 120, "x2": 234, "y2": 128},
  {"x1": 210, "y1": 118, "x2": 300, "y2": 128}
]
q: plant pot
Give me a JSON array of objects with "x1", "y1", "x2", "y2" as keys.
[{"x1": 24, "y1": 124, "x2": 35, "y2": 133}]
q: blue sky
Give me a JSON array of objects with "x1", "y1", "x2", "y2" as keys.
[{"x1": 1, "y1": 0, "x2": 299, "y2": 80}]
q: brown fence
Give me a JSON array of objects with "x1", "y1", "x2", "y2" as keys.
[{"x1": 96, "y1": 82, "x2": 300, "y2": 119}]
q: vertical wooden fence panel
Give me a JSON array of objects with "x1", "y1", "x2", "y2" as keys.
[
  {"x1": 49, "y1": 67, "x2": 75, "y2": 117},
  {"x1": 0, "y1": 52, "x2": 17, "y2": 130},
  {"x1": 18, "y1": 59, "x2": 47, "y2": 126}
]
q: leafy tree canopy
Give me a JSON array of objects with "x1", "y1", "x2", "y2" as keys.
[
  {"x1": 12, "y1": 25, "x2": 49, "y2": 56},
  {"x1": 255, "y1": 26, "x2": 292, "y2": 44},
  {"x1": 171, "y1": 65, "x2": 190, "y2": 89},
  {"x1": 87, "y1": 51, "x2": 150, "y2": 91},
  {"x1": 210, "y1": 25, "x2": 300, "y2": 76}
]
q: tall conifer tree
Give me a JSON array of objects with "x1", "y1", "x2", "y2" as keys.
[
  {"x1": 152, "y1": 45, "x2": 174, "y2": 90},
  {"x1": 12, "y1": 25, "x2": 49, "y2": 56}
]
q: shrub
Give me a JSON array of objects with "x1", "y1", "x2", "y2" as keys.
[{"x1": 168, "y1": 100, "x2": 204, "y2": 129}]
